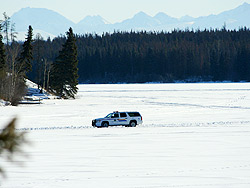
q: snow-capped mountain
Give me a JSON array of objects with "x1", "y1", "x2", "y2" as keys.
[
  {"x1": 11, "y1": 7, "x2": 75, "y2": 37},
  {"x1": 154, "y1": 12, "x2": 178, "y2": 25},
  {"x1": 78, "y1": 15, "x2": 111, "y2": 27},
  {"x1": 118, "y1": 11, "x2": 160, "y2": 29},
  {"x1": 191, "y1": 2, "x2": 250, "y2": 30},
  {"x1": 10, "y1": 2, "x2": 250, "y2": 40},
  {"x1": 75, "y1": 15, "x2": 111, "y2": 34}
]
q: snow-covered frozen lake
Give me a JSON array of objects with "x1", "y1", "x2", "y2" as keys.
[{"x1": 1, "y1": 83, "x2": 250, "y2": 188}]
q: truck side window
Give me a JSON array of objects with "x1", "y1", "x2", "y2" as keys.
[
  {"x1": 120, "y1": 113, "x2": 127, "y2": 117},
  {"x1": 112, "y1": 113, "x2": 119, "y2": 118},
  {"x1": 128, "y1": 112, "x2": 140, "y2": 117}
]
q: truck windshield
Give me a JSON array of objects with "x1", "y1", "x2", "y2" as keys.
[{"x1": 105, "y1": 113, "x2": 112, "y2": 118}]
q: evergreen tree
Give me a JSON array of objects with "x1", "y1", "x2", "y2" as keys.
[
  {"x1": 0, "y1": 117, "x2": 27, "y2": 177},
  {"x1": 16, "y1": 25, "x2": 33, "y2": 77},
  {"x1": 50, "y1": 27, "x2": 78, "y2": 99}
]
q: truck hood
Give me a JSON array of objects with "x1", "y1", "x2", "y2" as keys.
[{"x1": 94, "y1": 118, "x2": 106, "y2": 121}]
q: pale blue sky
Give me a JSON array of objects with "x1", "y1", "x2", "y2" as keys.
[{"x1": 1, "y1": 0, "x2": 250, "y2": 23}]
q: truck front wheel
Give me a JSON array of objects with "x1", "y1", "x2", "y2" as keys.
[{"x1": 101, "y1": 121, "x2": 109, "y2": 128}]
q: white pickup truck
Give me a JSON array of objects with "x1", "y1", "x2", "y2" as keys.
[{"x1": 92, "y1": 111, "x2": 143, "y2": 128}]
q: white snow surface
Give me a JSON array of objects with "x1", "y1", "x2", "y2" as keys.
[{"x1": 1, "y1": 83, "x2": 250, "y2": 188}]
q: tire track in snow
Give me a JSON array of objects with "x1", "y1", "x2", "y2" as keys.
[
  {"x1": 14, "y1": 125, "x2": 93, "y2": 131},
  {"x1": 9, "y1": 120, "x2": 250, "y2": 132},
  {"x1": 146, "y1": 101, "x2": 250, "y2": 110},
  {"x1": 141, "y1": 121, "x2": 250, "y2": 128}
]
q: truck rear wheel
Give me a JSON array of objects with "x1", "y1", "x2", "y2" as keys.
[{"x1": 129, "y1": 121, "x2": 137, "y2": 127}]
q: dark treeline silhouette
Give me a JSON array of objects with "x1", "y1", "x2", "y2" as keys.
[{"x1": 28, "y1": 28, "x2": 250, "y2": 84}]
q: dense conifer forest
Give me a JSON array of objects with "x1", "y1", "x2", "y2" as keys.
[{"x1": 24, "y1": 28, "x2": 250, "y2": 84}]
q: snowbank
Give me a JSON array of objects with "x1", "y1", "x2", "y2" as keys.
[{"x1": 1, "y1": 83, "x2": 250, "y2": 188}]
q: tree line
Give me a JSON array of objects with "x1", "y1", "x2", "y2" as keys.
[{"x1": 27, "y1": 27, "x2": 250, "y2": 84}]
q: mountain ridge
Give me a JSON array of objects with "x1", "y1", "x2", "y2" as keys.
[{"x1": 10, "y1": 2, "x2": 250, "y2": 40}]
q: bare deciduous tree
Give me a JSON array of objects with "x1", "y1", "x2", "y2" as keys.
[{"x1": 2, "y1": 12, "x2": 10, "y2": 46}]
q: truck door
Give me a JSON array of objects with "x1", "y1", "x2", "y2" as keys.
[
  {"x1": 110, "y1": 113, "x2": 119, "y2": 125},
  {"x1": 118, "y1": 112, "x2": 128, "y2": 125}
]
